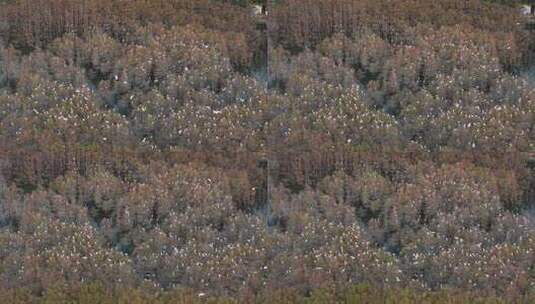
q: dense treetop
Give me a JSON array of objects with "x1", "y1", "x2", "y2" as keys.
[{"x1": 1, "y1": 0, "x2": 535, "y2": 302}]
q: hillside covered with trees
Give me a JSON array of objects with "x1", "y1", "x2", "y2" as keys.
[{"x1": 1, "y1": 0, "x2": 535, "y2": 303}]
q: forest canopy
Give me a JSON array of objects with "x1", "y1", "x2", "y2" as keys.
[{"x1": 1, "y1": 0, "x2": 535, "y2": 303}]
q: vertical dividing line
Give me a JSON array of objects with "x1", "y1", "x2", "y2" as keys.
[{"x1": 265, "y1": 0, "x2": 272, "y2": 229}]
